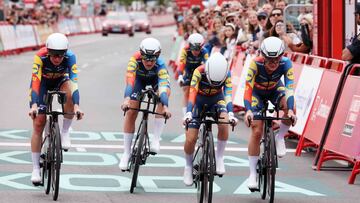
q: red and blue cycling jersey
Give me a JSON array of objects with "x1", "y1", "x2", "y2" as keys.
[
  {"x1": 30, "y1": 47, "x2": 79, "y2": 106},
  {"x1": 124, "y1": 51, "x2": 170, "y2": 106},
  {"x1": 244, "y1": 56, "x2": 295, "y2": 112}
]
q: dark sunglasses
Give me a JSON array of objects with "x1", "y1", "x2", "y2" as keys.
[
  {"x1": 190, "y1": 44, "x2": 202, "y2": 51},
  {"x1": 141, "y1": 54, "x2": 157, "y2": 61},
  {"x1": 227, "y1": 18, "x2": 235, "y2": 23},
  {"x1": 49, "y1": 54, "x2": 65, "y2": 58},
  {"x1": 265, "y1": 57, "x2": 281, "y2": 64},
  {"x1": 257, "y1": 16, "x2": 267, "y2": 21},
  {"x1": 271, "y1": 13, "x2": 282, "y2": 17}
]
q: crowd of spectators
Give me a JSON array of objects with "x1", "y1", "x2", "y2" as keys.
[{"x1": 174, "y1": 0, "x2": 314, "y2": 59}]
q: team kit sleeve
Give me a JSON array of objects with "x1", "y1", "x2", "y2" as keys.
[
  {"x1": 177, "y1": 48, "x2": 187, "y2": 76},
  {"x1": 124, "y1": 55, "x2": 138, "y2": 98},
  {"x1": 67, "y1": 51, "x2": 80, "y2": 105},
  {"x1": 157, "y1": 60, "x2": 170, "y2": 107},
  {"x1": 186, "y1": 68, "x2": 201, "y2": 112},
  {"x1": 223, "y1": 71, "x2": 234, "y2": 113},
  {"x1": 243, "y1": 60, "x2": 257, "y2": 112},
  {"x1": 283, "y1": 60, "x2": 295, "y2": 111},
  {"x1": 30, "y1": 54, "x2": 43, "y2": 106}
]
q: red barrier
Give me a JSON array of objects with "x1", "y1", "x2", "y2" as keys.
[
  {"x1": 291, "y1": 52, "x2": 307, "y2": 88},
  {"x1": 316, "y1": 65, "x2": 360, "y2": 184},
  {"x1": 306, "y1": 55, "x2": 327, "y2": 68},
  {"x1": 295, "y1": 60, "x2": 346, "y2": 156}
]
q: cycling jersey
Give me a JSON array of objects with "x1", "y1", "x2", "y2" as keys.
[
  {"x1": 187, "y1": 65, "x2": 233, "y2": 113},
  {"x1": 244, "y1": 56, "x2": 295, "y2": 112},
  {"x1": 29, "y1": 47, "x2": 79, "y2": 110},
  {"x1": 177, "y1": 45, "x2": 209, "y2": 86},
  {"x1": 125, "y1": 51, "x2": 170, "y2": 106}
]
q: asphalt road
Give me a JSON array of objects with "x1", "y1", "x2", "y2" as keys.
[{"x1": 0, "y1": 26, "x2": 359, "y2": 203}]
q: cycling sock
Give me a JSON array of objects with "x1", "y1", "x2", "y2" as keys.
[
  {"x1": 185, "y1": 153, "x2": 193, "y2": 168},
  {"x1": 277, "y1": 123, "x2": 290, "y2": 140},
  {"x1": 62, "y1": 118, "x2": 72, "y2": 134},
  {"x1": 153, "y1": 118, "x2": 165, "y2": 143},
  {"x1": 182, "y1": 107, "x2": 187, "y2": 116},
  {"x1": 216, "y1": 139, "x2": 227, "y2": 160},
  {"x1": 123, "y1": 133, "x2": 134, "y2": 155},
  {"x1": 32, "y1": 152, "x2": 41, "y2": 170},
  {"x1": 248, "y1": 156, "x2": 259, "y2": 177}
]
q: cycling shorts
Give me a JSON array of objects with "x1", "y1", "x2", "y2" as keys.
[
  {"x1": 251, "y1": 82, "x2": 285, "y2": 115},
  {"x1": 129, "y1": 78, "x2": 158, "y2": 101}
]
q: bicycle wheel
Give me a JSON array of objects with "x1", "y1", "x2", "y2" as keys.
[
  {"x1": 130, "y1": 121, "x2": 146, "y2": 193},
  {"x1": 258, "y1": 156, "x2": 267, "y2": 200},
  {"x1": 43, "y1": 135, "x2": 52, "y2": 195},
  {"x1": 51, "y1": 122, "x2": 62, "y2": 201},
  {"x1": 196, "y1": 125, "x2": 206, "y2": 202},
  {"x1": 198, "y1": 132, "x2": 215, "y2": 203},
  {"x1": 267, "y1": 128, "x2": 276, "y2": 203}
]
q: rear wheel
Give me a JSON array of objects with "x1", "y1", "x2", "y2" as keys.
[
  {"x1": 130, "y1": 121, "x2": 146, "y2": 193},
  {"x1": 267, "y1": 128, "x2": 276, "y2": 203},
  {"x1": 52, "y1": 123, "x2": 62, "y2": 201},
  {"x1": 43, "y1": 134, "x2": 52, "y2": 195}
]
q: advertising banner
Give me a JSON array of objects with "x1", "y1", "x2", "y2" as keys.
[
  {"x1": 290, "y1": 65, "x2": 324, "y2": 135},
  {"x1": 232, "y1": 54, "x2": 254, "y2": 107}
]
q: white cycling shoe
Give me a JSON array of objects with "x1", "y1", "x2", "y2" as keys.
[
  {"x1": 216, "y1": 157, "x2": 226, "y2": 175},
  {"x1": 247, "y1": 174, "x2": 258, "y2": 190},
  {"x1": 61, "y1": 131, "x2": 71, "y2": 151},
  {"x1": 31, "y1": 168, "x2": 41, "y2": 185},
  {"x1": 275, "y1": 136, "x2": 287, "y2": 158},
  {"x1": 150, "y1": 140, "x2": 160, "y2": 154},
  {"x1": 183, "y1": 166, "x2": 193, "y2": 186},
  {"x1": 119, "y1": 153, "x2": 130, "y2": 171}
]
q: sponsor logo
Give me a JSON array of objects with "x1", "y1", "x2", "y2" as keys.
[{"x1": 287, "y1": 69, "x2": 294, "y2": 80}]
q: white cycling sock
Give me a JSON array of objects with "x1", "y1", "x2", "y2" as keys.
[
  {"x1": 216, "y1": 139, "x2": 227, "y2": 159},
  {"x1": 62, "y1": 118, "x2": 72, "y2": 134},
  {"x1": 123, "y1": 133, "x2": 134, "y2": 156},
  {"x1": 185, "y1": 153, "x2": 193, "y2": 168},
  {"x1": 153, "y1": 118, "x2": 165, "y2": 143},
  {"x1": 248, "y1": 156, "x2": 259, "y2": 177},
  {"x1": 32, "y1": 152, "x2": 41, "y2": 170},
  {"x1": 277, "y1": 123, "x2": 290, "y2": 140},
  {"x1": 182, "y1": 107, "x2": 187, "y2": 116}
]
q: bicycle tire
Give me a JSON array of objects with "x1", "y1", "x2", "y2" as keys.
[
  {"x1": 258, "y1": 157, "x2": 267, "y2": 200},
  {"x1": 197, "y1": 125, "x2": 206, "y2": 203},
  {"x1": 204, "y1": 132, "x2": 215, "y2": 203},
  {"x1": 52, "y1": 122, "x2": 61, "y2": 201},
  {"x1": 43, "y1": 134, "x2": 52, "y2": 195},
  {"x1": 267, "y1": 128, "x2": 276, "y2": 203},
  {"x1": 130, "y1": 122, "x2": 146, "y2": 193}
]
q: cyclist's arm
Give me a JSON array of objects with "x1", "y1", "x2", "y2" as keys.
[
  {"x1": 30, "y1": 54, "x2": 43, "y2": 107},
  {"x1": 201, "y1": 49, "x2": 209, "y2": 63},
  {"x1": 124, "y1": 55, "x2": 138, "y2": 99},
  {"x1": 67, "y1": 51, "x2": 80, "y2": 105},
  {"x1": 244, "y1": 60, "x2": 257, "y2": 111},
  {"x1": 177, "y1": 48, "x2": 187, "y2": 76},
  {"x1": 223, "y1": 71, "x2": 234, "y2": 113},
  {"x1": 157, "y1": 59, "x2": 170, "y2": 107},
  {"x1": 283, "y1": 60, "x2": 295, "y2": 111},
  {"x1": 186, "y1": 68, "x2": 201, "y2": 112}
]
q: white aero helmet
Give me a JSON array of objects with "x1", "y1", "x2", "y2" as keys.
[
  {"x1": 188, "y1": 33, "x2": 204, "y2": 50},
  {"x1": 46, "y1": 33, "x2": 68, "y2": 56},
  {"x1": 139, "y1": 37, "x2": 161, "y2": 57},
  {"x1": 260, "y1": 36, "x2": 285, "y2": 58},
  {"x1": 205, "y1": 52, "x2": 229, "y2": 86}
]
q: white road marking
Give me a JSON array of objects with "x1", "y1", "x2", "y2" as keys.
[
  {"x1": 0, "y1": 142, "x2": 298, "y2": 152},
  {"x1": 76, "y1": 147, "x2": 87, "y2": 152}
]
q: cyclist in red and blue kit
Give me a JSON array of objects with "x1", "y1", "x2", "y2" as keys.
[
  {"x1": 243, "y1": 37, "x2": 297, "y2": 190},
  {"x1": 28, "y1": 33, "x2": 83, "y2": 185},
  {"x1": 119, "y1": 37, "x2": 171, "y2": 171}
]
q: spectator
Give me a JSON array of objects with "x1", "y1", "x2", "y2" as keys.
[
  {"x1": 287, "y1": 15, "x2": 313, "y2": 53},
  {"x1": 263, "y1": 8, "x2": 283, "y2": 38},
  {"x1": 222, "y1": 23, "x2": 237, "y2": 60},
  {"x1": 276, "y1": 0, "x2": 301, "y2": 31},
  {"x1": 262, "y1": 3, "x2": 273, "y2": 16},
  {"x1": 257, "y1": 11, "x2": 268, "y2": 35},
  {"x1": 270, "y1": 20, "x2": 301, "y2": 51},
  {"x1": 247, "y1": 0, "x2": 260, "y2": 11},
  {"x1": 342, "y1": 3, "x2": 360, "y2": 69}
]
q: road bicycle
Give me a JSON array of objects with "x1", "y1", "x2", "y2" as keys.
[
  {"x1": 249, "y1": 96, "x2": 291, "y2": 203},
  {"x1": 187, "y1": 107, "x2": 234, "y2": 203},
  {"x1": 122, "y1": 87, "x2": 167, "y2": 193}
]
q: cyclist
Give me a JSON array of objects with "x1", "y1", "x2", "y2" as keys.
[
  {"x1": 119, "y1": 37, "x2": 171, "y2": 171},
  {"x1": 182, "y1": 52, "x2": 238, "y2": 186},
  {"x1": 177, "y1": 33, "x2": 209, "y2": 115},
  {"x1": 243, "y1": 36, "x2": 297, "y2": 190},
  {"x1": 28, "y1": 33, "x2": 84, "y2": 184}
]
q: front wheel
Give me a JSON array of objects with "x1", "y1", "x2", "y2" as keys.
[
  {"x1": 130, "y1": 121, "x2": 146, "y2": 193},
  {"x1": 267, "y1": 129, "x2": 277, "y2": 203},
  {"x1": 51, "y1": 122, "x2": 62, "y2": 201}
]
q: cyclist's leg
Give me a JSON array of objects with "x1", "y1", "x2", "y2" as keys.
[
  {"x1": 120, "y1": 80, "x2": 141, "y2": 170},
  {"x1": 247, "y1": 90, "x2": 264, "y2": 188},
  {"x1": 271, "y1": 86, "x2": 291, "y2": 157},
  {"x1": 59, "y1": 78, "x2": 74, "y2": 150},
  {"x1": 183, "y1": 95, "x2": 201, "y2": 186},
  {"x1": 214, "y1": 97, "x2": 229, "y2": 175},
  {"x1": 181, "y1": 72, "x2": 191, "y2": 115},
  {"x1": 30, "y1": 80, "x2": 47, "y2": 183}
]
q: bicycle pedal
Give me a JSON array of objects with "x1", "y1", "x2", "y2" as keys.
[
  {"x1": 32, "y1": 182, "x2": 43, "y2": 187},
  {"x1": 149, "y1": 151, "x2": 157, "y2": 155},
  {"x1": 217, "y1": 174, "x2": 223, "y2": 178},
  {"x1": 63, "y1": 149, "x2": 68, "y2": 152},
  {"x1": 121, "y1": 169, "x2": 130, "y2": 172}
]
